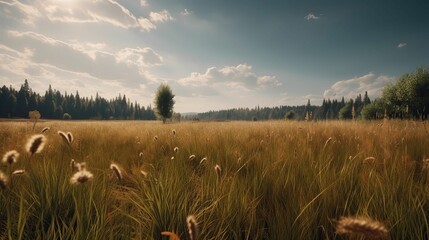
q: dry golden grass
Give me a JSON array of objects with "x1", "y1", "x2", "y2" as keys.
[{"x1": 0, "y1": 119, "x2": 428, "y2": 239}]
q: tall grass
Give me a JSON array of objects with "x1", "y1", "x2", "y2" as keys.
[{"x1": 0, "y1": 120, "x2": 428, "y2": 239}]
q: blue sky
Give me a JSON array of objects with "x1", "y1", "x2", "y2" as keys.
[{"x1": 0, "y1": 0, "x2": 428, "y2": 112}]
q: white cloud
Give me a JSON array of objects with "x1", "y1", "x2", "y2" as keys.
[
  {"x1": 43, "y1": 0, "x2": 141, "y2": 28},
  {"x1": 177, "y1": 67, "x2": 217, "y2": 86},
  {"x1": 138, "y1": 17, "x2": 157, "y2": 31},
  {"x1": 8, "y1": 31, "x2": 103, "y2": 60},
  {"x1": 0, "y1": 0, "x2": 41, "y2": 25},
  {"x1": 0, "y1": 44, "x2": 106, "y2": 95},
  {"x1": 5, "y1": 30, "x2": 162, "y2": 87},
  {"x1": 397, "y1": 42, "x2": 407, "y2": 48},
  {"x1": 323, "y1": 73, "x2": 396, "y2": 100},
  {"x1": 140, "y1": 0, "x2": 148, "y2": 7},
  {"x1": 0, "y1": 44, "x2": 33, "y2": 59},
  {"x1": 181, "y1": 9, "x2": 192, "y2": 16},
  {"x1": 219, "y1": 64, "x2": 252, "y2": 77},
  {"x1": 257, "y1": 76, "x2": 282, "y2": 87},
  {"x1": 178, "y1": 64, "x2": 281, "y2": 90},
  {"x1": 97, "y1": 0, "x2": 140, "y2": 26},
  {"x1": 149, "y1": 10, "x2": 173, "y2": 23},
  {"x1": 1, "y1": 0, "x2": 171, "y2": 32},
  {"x1": 116, "y1": 47, "x2": 163, "y2": 67},
  {"x1": 305, "y1": 13, "x2": 320, "y2": 20}
]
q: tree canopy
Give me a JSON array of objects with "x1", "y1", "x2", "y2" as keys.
[
  {"x1": 154, "y1": 83, "x2": 175, "y2": 123},
  {"x1": 361, "y1": 67, "x2": 429, "y2": 120}
]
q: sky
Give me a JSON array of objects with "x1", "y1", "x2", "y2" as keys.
[{"x1": 0, "y1": 0, "x2": 428, "y2": 113}]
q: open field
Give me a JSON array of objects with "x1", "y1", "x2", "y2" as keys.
[{"x1": 1, "y1": 120, "x2": 429, "y2": 239}]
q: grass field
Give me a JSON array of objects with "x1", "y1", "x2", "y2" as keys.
[{"x1": 1, "y1": 120, "x2": 429, "y2": 239}]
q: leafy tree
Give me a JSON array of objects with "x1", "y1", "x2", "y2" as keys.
[
  {"x1": 63, "y1": 113, "x2": 72, "y2": 120},
  {"x1": 285, "y1": 110, "x2": 296, "y2": 120},
  {"x1": 359, "y1": 67, "x2": 429, "y2": 120},
  {"x1": 154, "y1": 83, "x2": 175, "y2": 123},
  {"x1": 361, "y1": 100, "x2": 385, "y2": 120},
  {"x1": 381, "y1": 67, "x2": 429, "y2": 120},
  {"x1": 407, "y1": 68, "x2": 429, "y2": 119}
]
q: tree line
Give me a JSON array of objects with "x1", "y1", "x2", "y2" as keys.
[
  {"x1": 192, "y1": 68, "x2": 429, "y2": 121},
  {"x1": 1, "y1": 68, "x2": 427, "y2": 121},
  {"x1": 0, "y1": 80, "x2": 156, "y2": 120},
  {"x1": 191, "y1": 93, "x2": 371, "y2": 121}
]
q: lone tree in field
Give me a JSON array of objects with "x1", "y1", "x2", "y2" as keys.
[{"x1": 154, "y1": 83, "x2": 175, "y2": 123}]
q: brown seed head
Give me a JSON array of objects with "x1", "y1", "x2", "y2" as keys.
[
  {"x1": 58, "y1": 131, "x2": 70, "y2": 144},
  {"x1": 363, "y1": 157, "x2": 376, "y2": 164},
  {"x1": 336, "y1": 216, "x2": 388, "y2": 239},
  {"x1": 26, "y1": 134, "x2": 47, "y2": 155},
  {"x1": 41, "y1": 127, "x2": 50, "y2": 133},
  {"x1": 189, "y1": 155, "x2": 196, "y2": 161},
  {"x1": 12, "y1": 169, "x2": 25, "y2": 175},
  {"x1": 67, "y1": 132, "x2": 74, "y2": 144},
  {"x1": 186, "y1": 215, "x2": 198, "y2": 240},
  {"x1": 2, "y1": 150, "x2": 20, "y2": 165},
  {"x1": 70, "y1": 169, "x2": 94, "y2": 184},
  {"x1": 110, "y1": 163, "x2": 123, "y2": 181},
  {"x1": 214, "y1": 164, "x2": 222, "y2": 177},
  {"x1": 0, "y1": 171, "x2": 8, "y2": 189}
]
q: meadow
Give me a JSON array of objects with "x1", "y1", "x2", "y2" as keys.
[{"x1": 1, "y1": 120, "x2": 429, "y2": 239}]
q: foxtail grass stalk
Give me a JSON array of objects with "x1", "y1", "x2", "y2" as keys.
[
  {"x1": 110, "y1": 163, "x2": 123, "y2": 182},
  {"x1": 40, "y1": 126, "x2": 50, "y2": 133},
  {"x1": 25, "y1": 134, "x2": 46, "y2": 156},
  {"x1": 336, "y1": 216, "x2": 388, "y2": 239},
  {"x1": 2, "y1": 150, "x2": 19, "y2": 165},
  {"x1": 186, "y1": 215, "x2": 198, "y2": 240}
]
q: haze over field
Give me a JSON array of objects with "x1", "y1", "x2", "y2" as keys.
[{"x1": 0, "y1": 0, "x2": 428, "y2": 112}]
